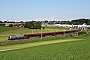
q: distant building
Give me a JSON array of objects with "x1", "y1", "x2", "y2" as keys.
[
  {"x1": 5, "y1": 23, "x2": 13, "y2": 26},
  {"x1": 0, "y1": 23, "x2": 5, "y2": 26},
  {"x1": 42, "y1": 23, "x2": 90, "y2": 30},
  {"x1": 12, "y1": 22, "x2": 26, "y2": 27}
]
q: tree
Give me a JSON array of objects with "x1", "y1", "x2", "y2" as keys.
[
  {"x1": 9, "y1": 24, "x2": 13, "y2": 27},
  {"x1": 0, "y1": 21, "x2": 2, "y2": 23},
  {"x1": 24, "y1": 21, "x2": 41, "y2": 29},
  {"x1": 71, "y1": 18, "x2": 90, "y2": 25}
]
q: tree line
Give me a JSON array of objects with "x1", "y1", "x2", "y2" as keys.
[
  {"x1": 24, "y1": 21, "x2": 41, "y2": 29},
  {"x1": 0, "y1": 18, "x2": 90, "y2": 29},
  {"x1": 44, "y1": 18, "x2": 90, "y2": 25},
  {"x1": 70, "y1": 18, "x2": 90, "y2": 25}
]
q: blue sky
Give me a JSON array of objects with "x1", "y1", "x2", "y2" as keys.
[{"x1": 0, "y1": 0, "x2": 90, "y2": 21}]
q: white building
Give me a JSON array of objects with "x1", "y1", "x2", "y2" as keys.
[
  {"x1": 42, "y1": 23, "x2": 90, "y2": 30},
  {"x1": 55, "y1": 23, "x2": 90, "y2": 30}
]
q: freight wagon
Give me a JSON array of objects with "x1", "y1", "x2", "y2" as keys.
[{"x1": 8, "y1": 29, "x2": 81, "y2": 40}]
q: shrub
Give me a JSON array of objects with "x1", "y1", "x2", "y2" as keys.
[
  {"x1": 66, "y1": 33, "x2": 79, "y2": 38},
  {"x1": 9, "y1": 24, "x2": 13, "y2": 27},
  {"x1": 78, "y1": 30, "x2": 88, "y2": 36}
]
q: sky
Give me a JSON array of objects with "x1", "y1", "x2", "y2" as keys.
[{"x1": 0, "y1": 0, "x2": 90, "y2": 21}]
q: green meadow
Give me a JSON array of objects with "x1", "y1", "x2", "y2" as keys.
[
  {"x1": 0, "y1": 26, "x2": 69, "y2": 42},
  {"x1": 0, "y1": 33, "x2": 90, "y2": 60},
  {"x1": 0, "y1": 26, "x2": 90, "y2": 60}
]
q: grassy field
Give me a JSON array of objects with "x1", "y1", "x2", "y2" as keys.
[
  {"x1": 0, "y1": 26, "x2": 20, "y2": 33},
  {"x1": 0, "y1": 26, "x2": 89, "y2": 60},
  {"x1": 0, "y1": 39, "x2": 83, "y2": 51},
  {"x1": 0, "y1": 26, "x2": 70, "y2": 41},
  {"x1": 0, "y1": 33, "x2": 90, "y2": 60}
]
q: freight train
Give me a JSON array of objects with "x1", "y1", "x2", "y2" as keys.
[{"x1": 8, "y1": 29, "x2": 81, "y2": 40}]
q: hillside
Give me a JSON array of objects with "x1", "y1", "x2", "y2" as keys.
[
  {"x1": 0, "y1": 26, "x2": 70, "y2": 42},
  {"x1": 0, "y1": 31, "x2": 90, "y2": 60}
]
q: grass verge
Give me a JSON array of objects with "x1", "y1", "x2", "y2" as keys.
[{"x1": 0, "y1": 39, "x2": 83, "y2": 52}]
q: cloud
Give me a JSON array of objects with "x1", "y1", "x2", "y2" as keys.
[
  {"x1": 31, "y1": 17, "x2": 56, "y2": 21},
  {"x1": 49, "y1": 17, "x2": 55, "y2": 20},
  {"x1": 1, "y1": 17, "x2": 57, "y2": 22}
]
